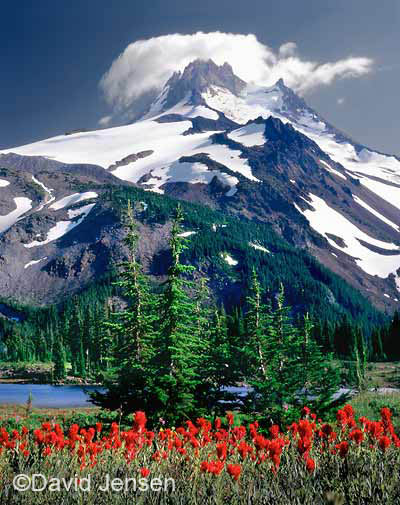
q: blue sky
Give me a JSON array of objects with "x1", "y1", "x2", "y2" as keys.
[{"x1": 1, "y1": 0, "x2": 399, "y2": 155}]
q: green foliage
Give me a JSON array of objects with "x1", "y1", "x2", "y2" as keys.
[{"x1": 244, "y1": 281, "x2": 343, "y2": 424}]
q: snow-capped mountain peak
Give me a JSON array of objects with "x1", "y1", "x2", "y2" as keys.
[
  {"x1": 2, "y1": 58, "x2": 400, "y2": 310},
  {"x1": 141, "y1": 59, "x2": 246, "y2": 121}
]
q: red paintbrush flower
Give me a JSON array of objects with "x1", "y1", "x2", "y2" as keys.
[
  {"x1": 134, "y1": 411, "x2": 147, "y2": 431},
  {"x1": 349, "y1": 429, "x2": 364, "y2": 444},
  {"x1": 227, "y1": 464, "x2": 241, "y2": 481},
  {"x1": 140, "y1": 467, "x2": 150, "y2": 477},
  {"x1": 305, "y1": 457, "x2": 315, "y2": 473},
  {"x1": 378, "y1": 435, "x2": 391, "y2": 451}
]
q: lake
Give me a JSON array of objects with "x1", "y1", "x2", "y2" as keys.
[
  {"x1": 0, "y1": 384, "x2": 104, "y2": 408},
  {"x1": 0, "y1": 384, "x2": 367, "y2": 409}
]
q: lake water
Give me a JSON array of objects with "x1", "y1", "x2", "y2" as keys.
[
  {"x1": 0, "y1": 384, "x2": 104, "y2": 408},
  {"x1": 0, "y1": 384, "x2": 372, "y2": 409}
]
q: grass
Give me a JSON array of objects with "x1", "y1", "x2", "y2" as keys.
[
  {"x1": 350, "y1": 392, "x2": 400, "y2": 429},
  {"x1": 364, "y1": 361, "x2": 400, "y2": 389},
  {"x1": 0, "y1": 361, "x2": 98, "y2": 384}
]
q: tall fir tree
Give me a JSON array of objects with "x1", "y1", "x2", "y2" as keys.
[
  {"x1": 154, "y1": 204, "x2": 204, "y2": 421},
  {"x1": 92, "y1": 200, "x2": 158, "y2": 413},
  {"x1": 52, "y1": 337, "x2": 66, "y2": 381}
]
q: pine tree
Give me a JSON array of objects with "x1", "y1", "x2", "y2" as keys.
[
  {"x1": 53, "y1": 337, "x2": 66, "y2": 381},
  {"x1": 244, "y1": 268, "x2": 270, "y2": 381},
  {"x1": 298, "y1": 314, "x2": 344, "y2": 415},
  {"x1": 245, "y1": 279, "x2": 343, "y2": 424},
  {"x1": 154, "y1": 204, "x2": 204, "y2": 422},
  {"x1": 91, "y1": 201, "x2": 158, "y2": 414}
]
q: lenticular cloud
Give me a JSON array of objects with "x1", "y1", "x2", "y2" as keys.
[{"x1": 100, "y1": 31, "x2": 373, "y2": 111}]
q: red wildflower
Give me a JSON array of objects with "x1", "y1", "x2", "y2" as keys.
[
  {"x1": 336, "y1": 409, "x2": 348, "y2": 427},
  {"x1": 320, "y1": 424, "x2": 333, "y2": 438},
  {"x1": 41, "y1": 422, "x2": 51, "y2": 432},
  {"x1": 208, "y1": 460, "x2": 224, "y2": 475},
  {"x1": 378, "y1": 436, "x2": 391, "y2": 451},
  {"x1": 140, "y1": 468, "x2": 150, "y2": 478},
  {"x1": 226, "y1": 413, "x2": 234, "y2": 426},
  {"x1": 216, "y1": 442, "x2": 227, "y2": 461},
  {"x1": 269, "y1": 425, "x2": 280, "y2": 439},
  {"x1": 43, "y1": 447, "x2": 52, "y2": 457},
  {"x1": 200, "y1": 461, "x2": 209, "y2": 472},
  {"x1": 306, "y1": 458, "x2": 315, "y2": 473},
  {"x1": 227, "y1": 464, "x2": 241, "y2": 481},
  {"x1": 336, "y1": 441, "x2": 349, "y2": 458},
  {"x1": 343, "y1": 404, "x2": 355, "y2": 419},
  {"x1": 349, "y1": 429, "x2": 364, "y2": 445},
  {"x1": 134, "y1": 411, "x2": 147, "y2": 431}
]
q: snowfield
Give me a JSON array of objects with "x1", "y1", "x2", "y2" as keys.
[
  {"x1": 353, "y1": 196, "x2": 400, "y2": 232},
  {"x1": 140, "y1": 160, "x2": 239, "y2": 196},
  {"x1": 24, "y1": 204, "x2": 96, "y2": 248},
  {"x1": 178, "y1": 231, "x2": 197, "y2": 238},
  {"x1": 50, "y1": 192, "x2": 98, "y2": 211},
  {"x1": 0, "y1": 197, "x2": 32, "y2": 234},
  {"x1": 298, "y1": 194, "x2": 400, "y2": 279},
  {"x1": 203, "y1": 83, "x2": 283, "y2": 125},
  {"x1": 228, "y1": 123, "x2": 266, "y2": 147},
  {"x1": 1, "y1": 116, "x2": 259, "y2": 195}
]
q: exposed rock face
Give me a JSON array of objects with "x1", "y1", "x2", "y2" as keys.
[{"x1": 108, "y1": 151, "x2": 154, "y2": 171}]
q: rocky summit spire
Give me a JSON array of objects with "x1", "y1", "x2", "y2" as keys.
[{"x1": 162, "y1": 59, "x2": 246, "y2": 109}]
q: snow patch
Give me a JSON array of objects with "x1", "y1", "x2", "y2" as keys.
[
  {"x1": 32, "y1": 176, "x2": 55, "y2": 210},
  {"x1": 178, "y1": 231, "x2": 197, "y2": 238},
  {"x1": 353, "y1": 196, "x2": 400, "y2": 231},
  {"x1": 249, "y1": 242, "x2": 270, "y2": 253},
  {"x1": 24, "y1": 204, "x2": 95, "y2": 248},
  {"x1": 24, "y1": 257, "x2": 47, "y2": 269},
  {"x1": 50, "y1": 192, "x2": 98, "y2": 211},
  {"x1": 221, "y1": 252, "x2": 238, "y2": 266},
  {"x1": 0, "y1": 179, "x2": 10, "y2": 187},
  {"x1": 0, "y1": 197, "x2": 32, "y2": 234},
  {"x1": 141, "y1": 160, "x2": 239, "y2": 196},
  {"x1": 203, "y1": 84, "x2": 283, "y2": 125},
  {"x1": 298, "y1": 193, "x2": 400, "y2": 278},
  {"x1": 319, "y1": 159, "x2": 346, "y2": 180},
  {"x1": 143, "y1": 91, "x2": 219, "y2": 121},
  {"x1": 228, "y1": 123, "x2": 266, "y2": 147}
]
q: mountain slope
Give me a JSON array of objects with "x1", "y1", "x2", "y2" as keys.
[{"x1": 1, "y1": 59, "x2": 400, "y2": 312}]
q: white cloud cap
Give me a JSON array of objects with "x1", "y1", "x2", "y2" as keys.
[{"x1": 100, "y1": 31, "x2": 373, "y2": 112}]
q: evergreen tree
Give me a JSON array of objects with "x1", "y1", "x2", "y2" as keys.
[
  {"x1": 53, "y1": 337, "x2": 66, "y2": 381},
  {"x1": 244, "y1": 268, "x2": 269, "y2": 381},
  {"x1": 245, "y1": 279, "x2": 343, "y2": 424},
  {"x1": 91, "y1": 201, "x2": 158, "y2": 414},
  {"x1": 298, "y1": 314, "x2": 345, "y2": 414},
  {"x1": 154, "y1": 204, "x2": 204, "y2": 421}
]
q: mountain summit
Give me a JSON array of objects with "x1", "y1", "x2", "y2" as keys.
[{"x1": 162, "y1": 59, "x2": 246, "y2": 109}]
